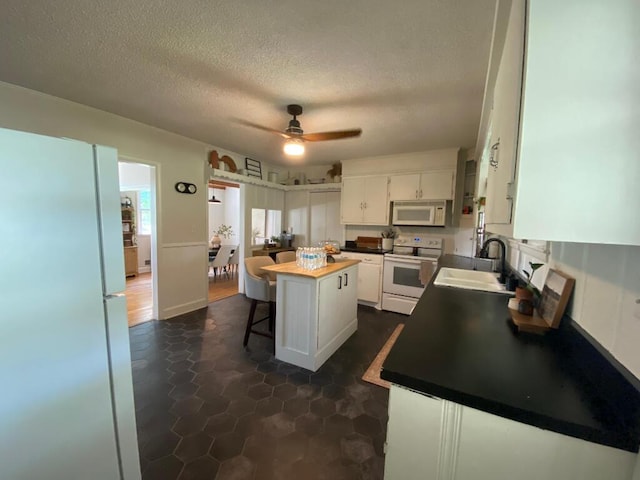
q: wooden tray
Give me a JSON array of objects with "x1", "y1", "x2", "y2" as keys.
[{"x1": 509, "y1": 308, "x2": 552, "y2": 335}]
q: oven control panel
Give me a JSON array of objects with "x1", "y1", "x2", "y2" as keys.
[{"x1": 394, "y1": 235, "x2": 442, "y2": 249}]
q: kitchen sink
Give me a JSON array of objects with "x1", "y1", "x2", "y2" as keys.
[{"x1": 433, "y1": 267, "x2": 514, "y2": 295}]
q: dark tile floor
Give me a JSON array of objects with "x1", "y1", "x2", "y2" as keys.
[{"x1": 130, "y1": 294, "x2": 404, "y2": 480}]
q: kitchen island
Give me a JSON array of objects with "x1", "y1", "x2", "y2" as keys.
[
  {"x1": 381, "y1": 255, "x2": 640, "y2": 480},
  {"x1": 262, "y1": 259, "x2": 359, "y2": 372}
]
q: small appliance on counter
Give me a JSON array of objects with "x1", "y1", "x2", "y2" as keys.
[
  {"x1": 382, "y1": 235, "x2": 443, "y2": 315},
  {"x1": 280, "y1": 232, "x2": 295, "y2": 248}
]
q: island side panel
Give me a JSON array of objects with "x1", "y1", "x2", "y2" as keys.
[{"x1": 275, "y1": 274, "x2": 318, "y2": 371}]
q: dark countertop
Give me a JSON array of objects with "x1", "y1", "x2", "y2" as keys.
[
  {"x1": 339, "y1": 246, "x2": 390, "y2": 255},
  {"x1": 381, "y1": 254, "x2": 640, "y2": 452},
  {"x1": 340, "y1": 241, "x2": 390, "y2": 255}
]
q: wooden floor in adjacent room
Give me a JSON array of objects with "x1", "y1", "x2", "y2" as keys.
[
  {"x1": 125, "y1": 271, "x2": 239, "y2": 327},
  {"x1": 125, "y1": 272, "x2": 153, "y2": 327}
]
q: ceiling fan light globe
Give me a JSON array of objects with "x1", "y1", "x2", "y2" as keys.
[{"x1": 283, "y1": 139, "x2": 305, "y2": 156}]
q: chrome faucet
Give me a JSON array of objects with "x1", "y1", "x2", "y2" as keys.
[{"x1": 478, "y1": 238, "x2": 507, "y2": 284}]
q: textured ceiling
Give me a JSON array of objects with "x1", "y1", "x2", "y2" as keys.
[{"x1": 0, "y1": 0, "x2": 496, "y2": 166}]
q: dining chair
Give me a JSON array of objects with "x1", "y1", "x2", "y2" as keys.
[
  {"x1": 275, "y1": 250, "x2": 296, "y2": 264},
  {"x1": 243, "y1": 256, "x2": 276, "y2": 348},
  {"x1": 227, "y1": 246, "x2": 240, "y2": 278},
  {"x1": 210, "y1": 244, "x2": 234, "y2": 280}
]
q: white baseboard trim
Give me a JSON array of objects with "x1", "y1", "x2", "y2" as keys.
[{"x1": 161, "y1": 298, "x2": 208, "y2": 320}]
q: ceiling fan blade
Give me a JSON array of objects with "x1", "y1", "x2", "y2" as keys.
[
  {"x1": 236, "y1": 119, "x2": 292, "y2": 139},
  {"x1": 300, "y1": 129, "x2": 362, "y2": 142}
]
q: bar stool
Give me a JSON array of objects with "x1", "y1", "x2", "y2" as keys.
[
  {"x1": 275, "y1": 251, "x2": 296, "y2": 264},
  {"x1": 243, "y1": 256, "x2": 277, "y2": 348}
]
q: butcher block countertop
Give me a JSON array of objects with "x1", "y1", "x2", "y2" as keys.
[{"x1": 261, "y1": 259, "x2": 360, "y2": 279}]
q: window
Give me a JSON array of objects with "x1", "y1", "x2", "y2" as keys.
[
  {"x1": 138, "y1": 190, "x2": 152, "y2": 235},
  {"x1": 251, "y1": 208, "x2": 281, "y2": 245}
]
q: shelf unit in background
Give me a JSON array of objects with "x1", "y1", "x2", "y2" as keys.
[
  {"x1": 461, "y1": 159, "x2": 477, "y2": 216},
  {"x1": 121, "y1": 206, "x2": 138, "y2": 277}
]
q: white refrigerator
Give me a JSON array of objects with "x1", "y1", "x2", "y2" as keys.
[{"x1": 0, "y1": 128, "x2": 141, "y2": 480}]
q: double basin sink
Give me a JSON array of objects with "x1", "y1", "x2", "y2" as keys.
[{"x1": 434, "y1": 267, "x2": 514, "y2": 295}]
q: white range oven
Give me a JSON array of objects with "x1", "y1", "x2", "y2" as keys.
[{"x1": 382, "y1": 236, "x2": 443, "y2": 315}]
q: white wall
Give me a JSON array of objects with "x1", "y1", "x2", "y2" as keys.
[
  {"x1": 550, "y1": 242, "x2": 640, "y2": 380},
  {"x1": 207, "y1": 187, "x2": 240, "y2": 247},
  {"x1": 207, "y1": 187, "x2": 226, "y2": 241},
  {"x1": 491, "y1": 233, "x2": 640, "y2": 382},
  {"x1": 0, "y1": 81, "x2": 248, "y2": 319}
]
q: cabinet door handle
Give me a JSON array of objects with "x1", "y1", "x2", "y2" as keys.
[
  {"x1": 344, "y1": 273, "x2": 348, "y2": 286},
  {"x1": 338, "y1": 275, "x2": 342, "y2": 289},
  {"x1": 415, "y1": 190, "x2": 419, "y2": 199},
  {"x1": 419, "y1": 189, "x2": 423, "y2": 198}
]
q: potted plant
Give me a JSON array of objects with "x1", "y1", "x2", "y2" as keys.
[
  {"x1": 270, "y1": 235, "x2": 281, "y2": 248},
  {"x1": 381, "y1": 228, "x2": 397, "y2": 251},
  {"x1": 326, "y1": 163, "x2": 342, "y2": 183},
  {"x1": 210, "y1": 224, "x2": 234, "y2": 247},
  {"x1": 516, "y1": 261, "x2": 544, "y2": 315}
]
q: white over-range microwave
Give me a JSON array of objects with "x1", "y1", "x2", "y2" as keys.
[{"x1": 392, "y1": 200, "x2": 447, "y2": 227}]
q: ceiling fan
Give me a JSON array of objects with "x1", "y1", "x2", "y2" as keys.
[{"x1": 240, "y1": 104, "x2": 362, "y2": 156}]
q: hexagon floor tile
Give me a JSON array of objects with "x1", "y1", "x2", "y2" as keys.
[{"x1": 130, "y1": 294, "x2": 403, "y2": 480}]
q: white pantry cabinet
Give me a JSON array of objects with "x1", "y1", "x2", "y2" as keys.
[
  {"x1": 388, "y1": 170, "x2": 455, "y2": 201},
  {"x1": 340, "y1": 175, "x2": 389, "y2": 225},
  {"x1": 309, "y1": 190, "x2": 343, "y2": 246},
  {"x1": 384, "y1": 385, "x2": 636, "y2": 480},
  {"x1": 480, "y1": 0, "x2": 640, "y2": 245}
]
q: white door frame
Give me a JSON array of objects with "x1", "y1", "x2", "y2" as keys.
[{"x1": 118, "y1": 156, "x2": 159, "y2": 321}]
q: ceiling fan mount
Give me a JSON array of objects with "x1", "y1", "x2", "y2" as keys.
[{"x1": 285, "y1": 104, "x2": 304, "y2": 136}]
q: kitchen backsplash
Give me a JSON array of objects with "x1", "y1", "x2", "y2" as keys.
[
  {"x1": 550, "y1": 242, "x2": 640, "y2": 382},
  {"x1": 492, "y1": 233, "x2": 640, "y2": 383},
  {"x1": 345, "y1": 220, "x2": 474, "y2": 256}
]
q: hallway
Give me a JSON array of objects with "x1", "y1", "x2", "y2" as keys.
[{"x1": 125, "y1": 272, "x2": 240, "y2": 327}]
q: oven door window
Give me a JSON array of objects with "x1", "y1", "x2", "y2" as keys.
[{"x1": 393, "y1": 264, "x2": 424, "y2": 288}]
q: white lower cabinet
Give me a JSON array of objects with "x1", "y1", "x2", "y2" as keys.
[
  {"x1": 334, "y1": 252, "x2": 383, "y2": 309},
  {"x1": 384, "y1": 385, "x2": 636, "y2": 480}
]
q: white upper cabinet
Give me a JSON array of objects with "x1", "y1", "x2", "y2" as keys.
[
  {"x1": 481, "y1": 0, "x2": 640, "y2": 245},
  {"x1": 420, "y1": 170, "x2": 455, "y2": 200},
  {"x1": 389, "y1": 170, "x2": 455, "y2": 201},
  {"x1": 484, "y1": 0, "x2": 524, "y2": 226},
  {"x1": 389, "y1": 174, "x2": 420, "y2": 201},
  {"x1": 340, "y1": 175, "x2": 389, "y2": 225}
]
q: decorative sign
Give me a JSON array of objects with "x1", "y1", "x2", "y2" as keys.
[
  {"x1": 537, "y1": 269, "x2": 575, "y2": 329},
  {"x1": 245, "y1": 158, "x2": 262, "y2": 179}
]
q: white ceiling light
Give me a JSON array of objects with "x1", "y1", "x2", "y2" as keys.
[{"x1": 283, "y1": 138, "x2": 305, "y2": 157}]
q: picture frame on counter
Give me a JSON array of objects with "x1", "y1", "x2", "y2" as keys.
[{"x1": 537, "y1": 269, "x2": 575, "y2": 329}]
